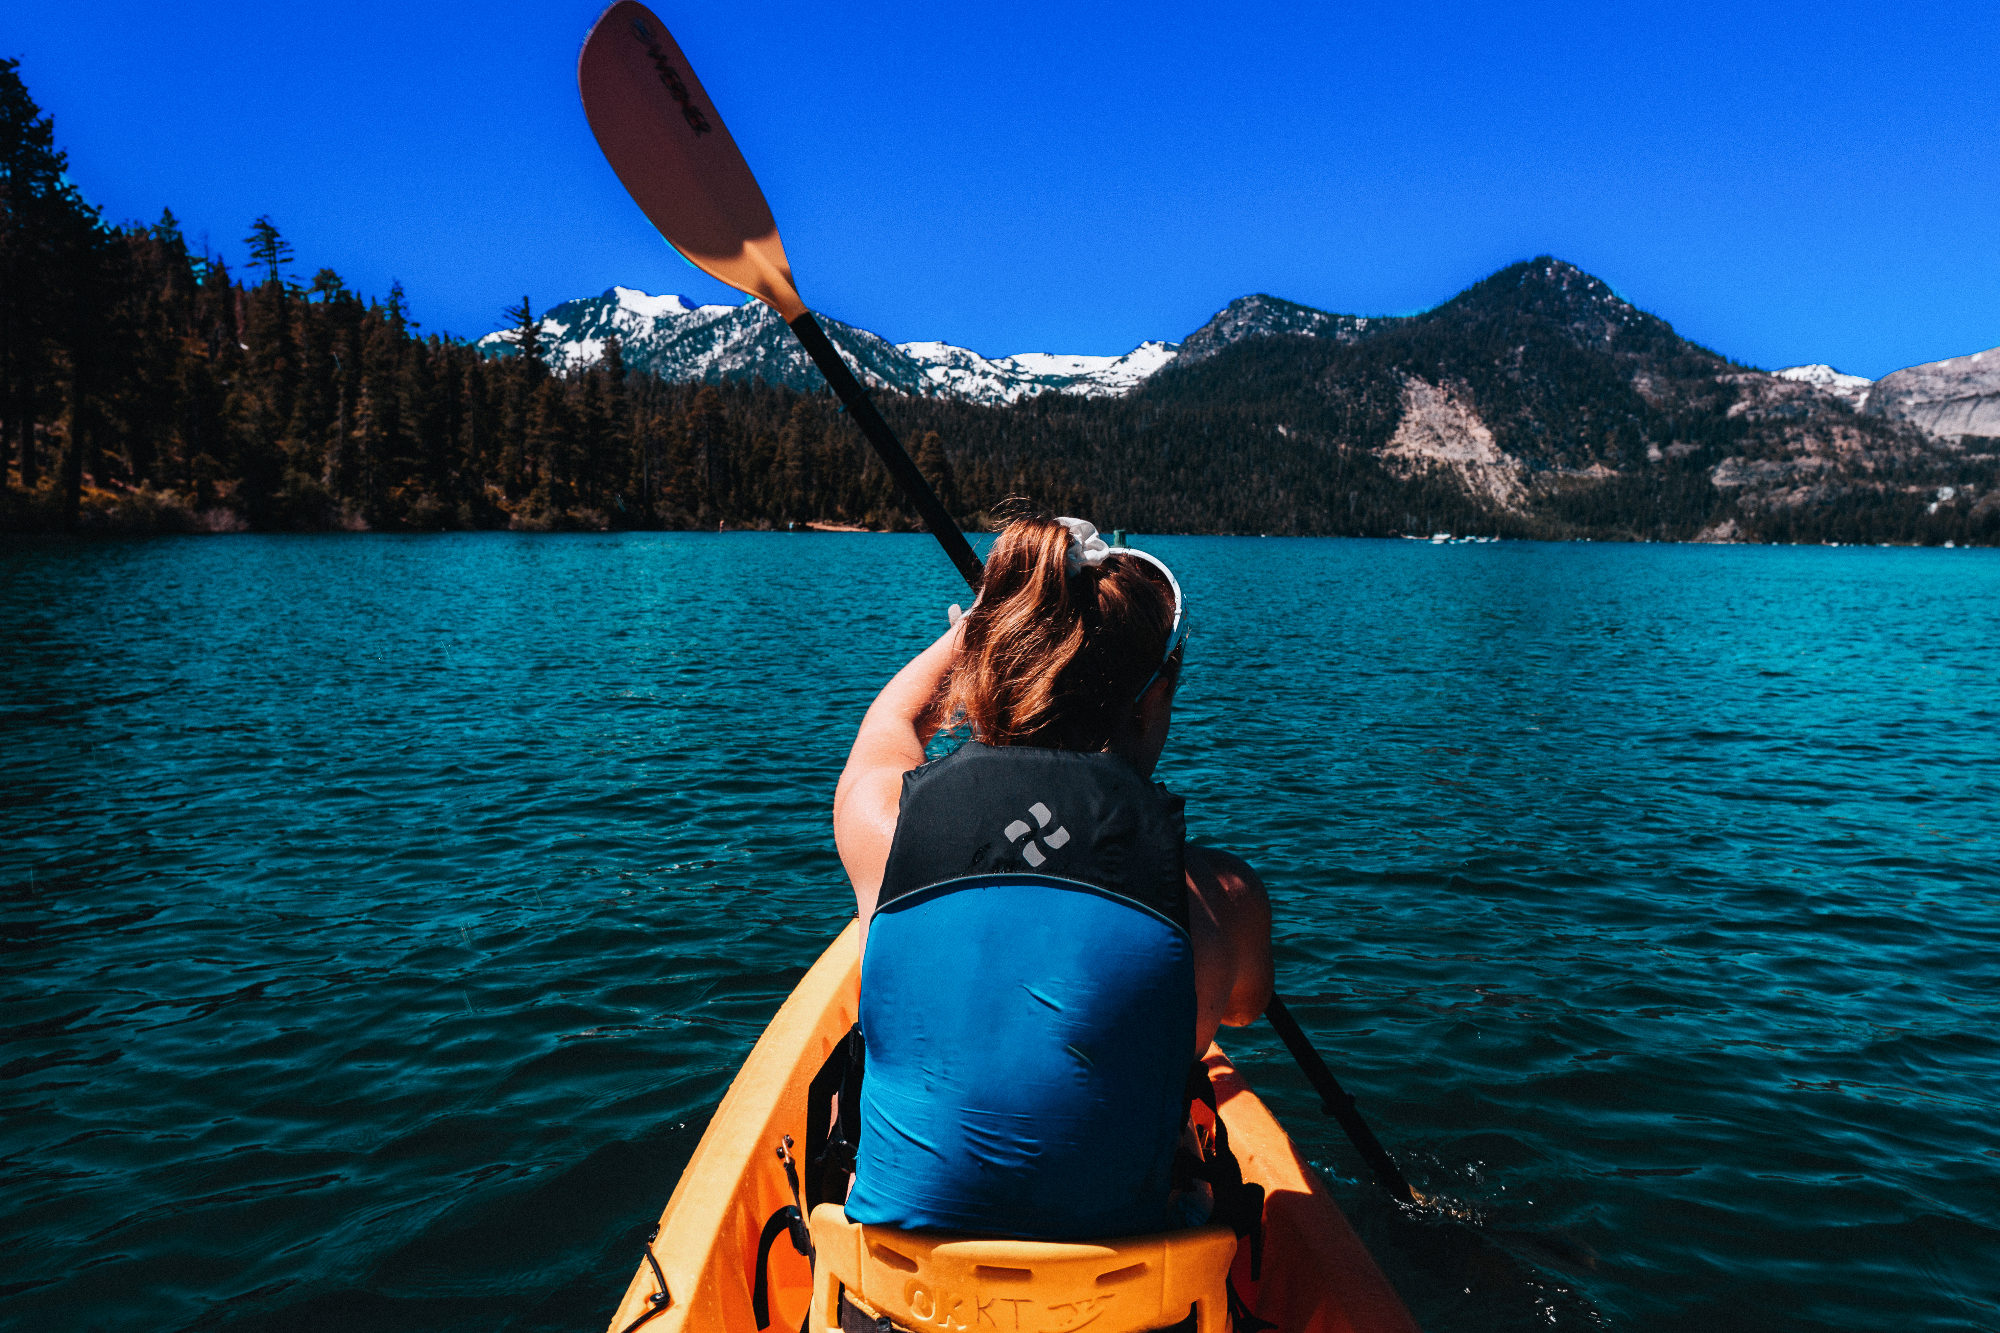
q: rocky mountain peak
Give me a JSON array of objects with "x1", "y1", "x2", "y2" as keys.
[
  {"x1": 1175, "y1": 294, "x2": 1397, "y2": 367},
  {"x1": 1439, "y1": 256, "x2": 1669, "y2": 354}
]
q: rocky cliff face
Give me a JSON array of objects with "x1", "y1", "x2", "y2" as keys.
[
  {"x1": 1378, "y1": 376, "x2": 1526, "y2": 510},
  {"x1": 1863, "y1": 346, "x2": 2000, "y2": 440}
]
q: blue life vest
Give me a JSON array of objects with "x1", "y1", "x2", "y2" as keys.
[{"x1": 843, "y1": 743, "x2": 1195, "y2": 1240}]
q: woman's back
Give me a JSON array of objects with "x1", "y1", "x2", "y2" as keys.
[
  {"x1": 846, "y1": 743, "x2": 1194, "y2": 1237},
  {"x1": 832, "y1": 516, "x2": 1272, "y2": 1240}
]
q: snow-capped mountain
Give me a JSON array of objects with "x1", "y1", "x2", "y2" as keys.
[
  {"x1": 476, "y1": 287, "x2": 1178, "y2": 406},
  {"x1": 1773, "y1": 363, "x2": 1873, "y2": 408}
]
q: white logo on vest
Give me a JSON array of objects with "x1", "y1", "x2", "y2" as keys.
[{"x1": 1003, "y1": 802, "x2": 1071, "y2": 867}]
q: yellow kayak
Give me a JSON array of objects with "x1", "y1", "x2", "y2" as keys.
[{"x1": 605, "y1": 922, "x2": 1419, "y2": 1333}]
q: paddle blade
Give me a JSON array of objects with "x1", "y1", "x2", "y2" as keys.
[{"x1": 578, "y1": 1, "x2": 805, "y2": 320}]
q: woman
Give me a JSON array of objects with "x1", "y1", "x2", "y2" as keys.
[{"x1": 832, "y1": 514, "x2": 1273, "y2": 1240}]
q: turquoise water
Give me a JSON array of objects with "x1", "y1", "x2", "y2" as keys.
[{"x1": 2, "y1": 533, "x2": 1995, "y2": 1332}]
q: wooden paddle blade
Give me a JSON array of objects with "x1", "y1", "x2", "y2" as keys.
[{"x1": 578, "y1": 1, "x2": 805, "y2": 320}]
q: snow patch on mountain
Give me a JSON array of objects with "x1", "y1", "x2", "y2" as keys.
[
  {"x1": 894, "y1": 339, "x2": 1180, "y2": 403},
  {"x1": 1773, "y1": 363, "x2": 1872, "y2": 390},
  {"x1": 478, "y1": 287, "x2": 1178, "y2": 405},
  {"x1": 1773, "y1": 363, "x2": 1873, "y2": 408},
  {"x1": 474, "y1": 286, "x2": 738, "y2": 376}
]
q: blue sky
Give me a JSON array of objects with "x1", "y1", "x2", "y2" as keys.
[{"x1": 10, "y1": 0, "x2": 1996, "y2": 378}]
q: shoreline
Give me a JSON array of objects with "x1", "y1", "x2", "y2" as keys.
[{"x1": 2, "y1": 526, "x2": 1990, "y2": 550}]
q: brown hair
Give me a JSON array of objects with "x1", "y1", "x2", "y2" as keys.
[{"x1": 939, "y1": 514, "x2": 1179, "y2": 751}]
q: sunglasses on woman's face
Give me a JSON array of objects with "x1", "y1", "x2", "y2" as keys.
[{"x1": 1115, "y1": 546, "x2": 1187, "y2": 701}]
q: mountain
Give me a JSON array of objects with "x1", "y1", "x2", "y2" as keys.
[
  {"x1": 464, "y1": 258, "x2": 1994, "y2": 545},
  {"x1": 481, "y1": 282, "x2": 1993, "y2": 453},
  {"x1": 868, "y1": 257, "x2": 1995, "y2": 543},
  {"x1": 475, "y1": 287, "x2": 1177, "y2": 406}
]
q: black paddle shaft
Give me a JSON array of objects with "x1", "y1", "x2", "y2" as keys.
[
  {"x1": 1265, "y1": 995, "x2": 1417, "y2": 1205},
  {"x1": 786, "y1": 312, "x2": 984, "y2": 591}
]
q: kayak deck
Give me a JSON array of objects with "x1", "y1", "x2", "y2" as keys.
[{"x1": 605, "y1": 922, "x2": 1417, "y2": 1333}]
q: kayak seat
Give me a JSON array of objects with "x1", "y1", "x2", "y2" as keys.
[{"x1": 808, "y1": 1202, "x2": 1236, "y2": 1333}]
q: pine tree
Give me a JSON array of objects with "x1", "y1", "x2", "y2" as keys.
[
  {"x1": 402, "y1": 335, "x2": 450, "y2": 508},
  {"x1": 775, "y1": 398, "x2": 819, "y2": 520},
  {"x1": 599, "y1": 333, "x2": 631, "y2": 508},
  {"x1": 385, "y1": 279, "x2": 417, "y2": 331},
  {"x1": 502, "y1": 296, "x2": 543, "y2": 368},
  {"x1": 244, "y1": 214, "x2": 293, "y2": 288},
  {"x1": 358, "y1": 297, "x2": 407, "y2": 517},
  {"x1": 913, "y1": 429, "x2": 961, "y2": 517},
  {"x1": 526, "y1": 377, "x2": 576, "y2": 515},
  {"x1": 577, "y1": 371, "x2": 607, "y2": 510},
  {"x1": 0, "y1": 57, "x2": 93, "y2": 497},
  {"x1": 309, "y1": 267, "x2": 348, "y2": 302},
  {"x1": 683, "y1": 384, "x2": 729, "y2": 517}
]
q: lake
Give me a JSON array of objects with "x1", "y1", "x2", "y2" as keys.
[{"x1": 2, "y1": 532, "x2": 1995, "y2": 1331}]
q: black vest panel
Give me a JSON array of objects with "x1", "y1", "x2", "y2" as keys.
[{"x1": 878, "y1": 742, "x2": 1190, "y2": 932}]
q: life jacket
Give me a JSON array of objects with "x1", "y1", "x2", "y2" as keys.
[{"x1": 842, "y1": 741, "x2": 1196, "y2": 1240}]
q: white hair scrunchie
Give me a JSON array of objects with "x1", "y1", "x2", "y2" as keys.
[{"x1": 1056, "y1": 516, "x2": 1112, "y2": 577}]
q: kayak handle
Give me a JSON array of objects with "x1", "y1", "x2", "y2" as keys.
[{"x1": 614, "y1": 1224, "x2": 674, "y2": 1333}]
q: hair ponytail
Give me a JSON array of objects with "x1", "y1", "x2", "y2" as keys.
[{"x1": 940, "y1": 514, "x2": 1178, "y2": 750}]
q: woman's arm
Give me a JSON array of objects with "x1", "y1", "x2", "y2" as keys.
[
  {"x1": 1185, "y1": 843, "x2": 1276, "y2": 1056},
  {"x1": 833, "y1": 623, "x2": 961, "y2": 928}
]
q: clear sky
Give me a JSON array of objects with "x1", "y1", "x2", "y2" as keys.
[{"x1": 10, "y1": 1, "x2": 1996, "y2": 378}]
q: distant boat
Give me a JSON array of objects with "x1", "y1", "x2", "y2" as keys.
[{"x1": 1430, "y1": 532, "x2": 1451, "y2": 544}]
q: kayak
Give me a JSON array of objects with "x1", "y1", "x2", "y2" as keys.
[{"x1": 605, "y1": 921, "x2": 1419, "y2": 1333}]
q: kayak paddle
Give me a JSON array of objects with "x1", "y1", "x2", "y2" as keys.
[
  {"x1": 1266, "y1": 996, "x2": 1417, "y2": 1204},
  {"x1": 576, "y1": 0, "x2": 1418, "y2": 1208},
  {"x1": 576, "y1": 0, "x2": 980, "y2": 588}
]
